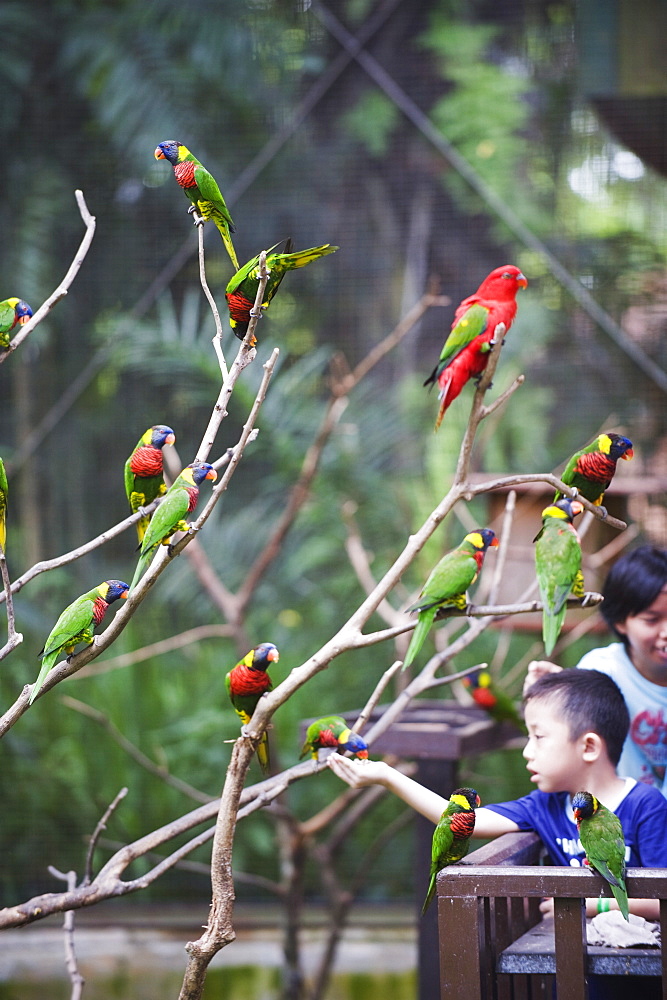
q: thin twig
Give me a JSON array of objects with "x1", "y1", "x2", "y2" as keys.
[
  {"x1": 0, "y1": 191, "x2": 96, "y2": 363},
  {"x1": 196, "y1": 222, "x2": 228, "y2": 380},
  {"x1": 83, "y1": 787, "x2": 128, "y2": 886},
  {"x1": 0, "y1": 543, "x2": 22, "y2": 660},
  {"x1": 75, "y1": 624, "x2": 234, "y2": 678},
  {"x1": 47, "y1": 868, "x2": 85, "y2": 1000}
]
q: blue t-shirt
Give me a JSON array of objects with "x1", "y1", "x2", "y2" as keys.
[{"x1": 487, "y1": 780, "x2": 667, "y2": 867}]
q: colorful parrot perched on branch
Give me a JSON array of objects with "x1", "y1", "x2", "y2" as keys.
[
  {"x1": 572, "y1": 790, "x2": 629, "y2": 921},
  {"x1": 422, "y1": 787, "x2": 480, "y2": 914},
  {"x1": 462, "y1": 669, "x2": 523, "y2": 729},
  {"x1": 226, "y1": 643, "x2": 280, "y2": 773},
  {"x1": 424, "y1": 265, "x2": 527, "y2": 429},
  {"x1": 300, "y1": 715, "x2": 369, "y2": 761},
  {"x1": 154, "y1": 140, "x2": 239, "y2": 269},
  {"x1": 534, "y1": 498, "x2": 584, "y2": 656},
  {"x1": 225, "y1": 240, "x2": 338, "y2": 345},
  {"x1": 124, "y1": 424, "x2": 176, "y2": 543},
  {"x1": 0, "y1": 298, "x2": 33, "y2": 349},
  {"x1": 130, "y1": 461, "x2": 217, "y2": 590},
  {"x1": 30, "y1": 580, "x2": 130, "y2": 704},
  {"x1": 403, "y1": 529, "x2": 499, "y2": 671},
  {"x1": 554, "y1": 432, "x2": 634, "y2": 514}
]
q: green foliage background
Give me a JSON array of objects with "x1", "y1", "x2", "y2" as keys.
[{"x1": 0, "y1": 0, "x2": 666, "y2": 909}]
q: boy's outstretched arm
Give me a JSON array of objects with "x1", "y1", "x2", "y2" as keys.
[{"x1": 327, "y1": 755, "x2": 520, "y2": 837}]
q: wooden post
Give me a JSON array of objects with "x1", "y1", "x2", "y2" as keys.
[{"x1": 553, "y1": 896, "x2": 588, "y2": 1000}]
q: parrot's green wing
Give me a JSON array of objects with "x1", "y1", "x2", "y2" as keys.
[
  {"x1": 535, "y1": 519, "x2": 582, "y2": 656},
  {"x1": 0, "y1": 301, "x2": 15, "y2": 335},
  {"x1": 579, "y1": 804, "x2": 629, "y2": 921},
  {"x1": 192, "y1": 164, "x2": 235, "y2": 229},
  {"x1": 418, "y1": 548, "x2": 480, "y2": 610},
  {"x1": 130, "y1": 483, "x2": 190, "y2": 589},
  {"x1": 438, "y1": 303, "x2": 490, "y2": 368},
  {"x1": 40, "y1": 593, "x2": 96, "y2": 660}
]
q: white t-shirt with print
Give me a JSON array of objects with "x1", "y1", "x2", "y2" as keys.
[{"x1": 579, "y1": 642, "x2": 667, "y2": 797}]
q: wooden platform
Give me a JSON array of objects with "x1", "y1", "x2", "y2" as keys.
[{"x1": 498, "y1": 915, "x2": 662, "y2": 977}]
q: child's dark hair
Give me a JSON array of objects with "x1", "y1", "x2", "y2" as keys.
[
  {"x1": 601, "y1": 545, "x2": 667, "y2": 642},
  {"x1": 524, "y1": 669, "x2": 629, "y2": 766}
]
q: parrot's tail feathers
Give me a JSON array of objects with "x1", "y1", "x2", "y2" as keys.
[
  {"x1": 541, "y1": 607, "x2": 565, "y2": 657},
  {"x1": 434, "y1": 382, "x2": 453, "y2": 431},
  {"x1": 421, "y1": 876, "x2": 436, "y2": 916},
  {"x1": 215, "y1": 220, "x2": 239, "y2": 271},
  {"x1": 257, "y1": 732, "x2": 271, "y2": 774},
  {"x1": 28, "y1": 654, "x2": 57, "y2": 705},
  {"x1": 130, "y1": 552, "x2": 151, "y2": 593},
  {"x1": 610, "y1": 883, "x2": 629, "y2": 921},
  {"x1": 402, "y1": 608, "x2": 437, "y2": 672}
]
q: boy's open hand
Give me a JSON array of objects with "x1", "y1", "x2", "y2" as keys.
[
  {"x1": 523, "y1": 659, "x2": 563, "y2": 696},
  {"x1": 327, "y1": 753, "x2": 389, "y2": 788}
]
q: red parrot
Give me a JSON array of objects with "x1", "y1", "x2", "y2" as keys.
[{"x1": 424, "y1": 265, "x2": 527, "y2": 429}]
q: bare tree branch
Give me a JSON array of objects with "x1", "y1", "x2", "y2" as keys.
[
  {"x1": 0, "y1": 543, "x2": 22, "y2": 660},
  {"x1": 0, "y1": 191, "x2": 97, "y2": 363},
  {"x1": 47, "y1": 868, "x2": 85, "y2": 1000},
  {"x1": 83, "y1": 788, "x2": 129, "y2": 886},
  {"x1": 76, "y1": 624, "x2": 234, "y2": 678}
]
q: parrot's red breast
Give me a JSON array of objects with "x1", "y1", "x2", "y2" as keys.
[
  {"x1": 450, "y1": 810, "x2": 476, "y2": 839},
  {"x1": 228, "y1": 663, "x2": 272, "y2": 698},
  {"x1": 92, "y1": 596, "x2": 110, "y2": 626},
  {"x1": 574, "y1": 451, "x2": 616, "y2": 483},
  {"x1": 130, "y1": 446, "x2": 164, "y2": 478},
  {"x1": 174, "y1": 161, "x2": 197, "y2": 189}
]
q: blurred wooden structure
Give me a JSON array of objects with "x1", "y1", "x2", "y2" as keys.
[{"x1": 437, "y1": 831, "x2": 667, "y2": 999}]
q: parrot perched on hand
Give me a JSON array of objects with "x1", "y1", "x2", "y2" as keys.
[
  {"x1": 30, "y1": 580, "x2": 130, "y2": 704},
  {"x1": 154, "y1": 140, "x2": 239, "y2": 269},
  {"x1": 534, "y1": 498, "x2": 585, "y2": 656},
  {"x1": 300, "y1": 715, "x2": 369, "y2": 761},
  {"x1": 124, "y1": 425, "x2": 176, "y2": 543},
  {"x1": 0, "y1": 298, "x2": 33, "y2": 349},
  {"x1": 403, "y1": 529, "x2": 499, "y2": 671},
  {"x1": 0, "y1": 457, "x2": 7, "y2": 553},
  {"x1": 226, "y1": 642, "x2": 280, "y2": 773},
  {"x1": 225, "y1": 240, "x2": 339, "y2": 345},
  {"x1": 424, "y1": 265, "x2": 527, "y2": 429},
  {"x1": 554, "y1": 432, "x2": 634, "y2": 513},
  {"x1": 572, "y1": 790, "x2": 629, "y2": 921},
  {"x1": 422, "y1": 787, "x2": 481, "y2": 914},
  {"x1": 129, "y1": 461, "x2": 217, "y2": 590},
  {"x1": 462, "y1": 669, "x2": 523, "y2": 729}
]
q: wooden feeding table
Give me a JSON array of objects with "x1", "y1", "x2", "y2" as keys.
[{"x1": 303, "y1": 700, "x2": 523, "y2": 1000}]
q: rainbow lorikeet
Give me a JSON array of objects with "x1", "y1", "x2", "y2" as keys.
[
  {"x1": 124, "y1": 424, "x2": 176, "y2": 544},
  {"x1": 403, "y1": 529, "x2": 499, "y2": 671},
  {"x1": 225, "y1": 642, "x2": 280, "y2": 774},
  {"x1": 554, "y1": 432, "x2": 634, "y2": 513},
  {"x1": 534, "y1": 498, "x2": 585, "y2": 656},
  {"x1": 225, "y1": 240, "x2": 339, "y2": 345},
  {"x1": 0, "y1": 457, "x2": 7, "y2": 552},
  {"x1": 572, "y1": 791, "x2": 629, "y2": 921},
  {"x1": 30, "y1": 580, "x2": 130, "y2": 704},
  {"x1": 0, "y1": 298, "x2": 33, "y2": 349},
  {"x1": 300, "y1": 715, "x2": 369, "y2": 761},
  {"x1": 154, "y1": 140, "x2": 239, "y2": 270},
  {"x1": 462, "y1": 669, "x2": 523, "y2": 730},
  {"x1": 130, "y1": 461, "x2": 217, "y2": 590},
  {"x1": 422, "y1": 787, "x2": 480, "y2": 914},
  {"x1": 424, "y1": 265, "x2": 527, "y2": 429}
]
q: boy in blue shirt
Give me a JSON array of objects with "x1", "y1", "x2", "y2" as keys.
[{"x1": 328, "y1": 669, "x2": 667, "y2": 920}]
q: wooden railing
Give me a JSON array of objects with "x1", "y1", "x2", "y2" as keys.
[{"x1": 436, "y1": 831, "x2": 667, "y2": 1000}]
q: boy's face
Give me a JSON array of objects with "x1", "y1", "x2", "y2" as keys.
[
  {"x1": 522, "y1": 696, "x2": 583, "y2": 794},
  {"x1": 615, "y1": 586, "x2": 667, "y2": 685}
]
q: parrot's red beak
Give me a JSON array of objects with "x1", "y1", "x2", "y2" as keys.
[
  {"x1": 570, "y1": 500, "x2": 584, "y2": 516},
  {"x1": 517, "y1": 272, "x2": 528, "y2": 288},
  {"x1": 622, "y1": 449, "x2": 634, "y2": 460},
  {"x1": 356, "y1": 749, "x2": 369, "y2": 759},
  {"x1": 206, "y1": 469, "x2": 218, "y2": 481},
  {"x1": 268, "y1": 649, "x2": 280, "y2": 662},
  {"x1": 120, "y1": 590, "x2": 129, "y2": 600},
  {"x1": 154, "y1": 147, "x2": 166, "y2": 160},
  {"x1": 165, "y1": 433, "x2": 176, "y2": 446},
  {"x1": 17, "y1": 314, "x2": 31, "y2": 325},
  {"x1": 490, "y1": 537, "x2": 500, "y2": 548}
]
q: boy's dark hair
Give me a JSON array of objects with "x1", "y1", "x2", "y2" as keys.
[
  {"x1": 601, "y1": 545, "x2": 667, "y2": 642},
  {"x1": 524, "y1": 669, "x2": 629, "y2": 766}
]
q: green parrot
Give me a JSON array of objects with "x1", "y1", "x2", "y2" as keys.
[
  {"x1": 462, "y1": 669, "x2": 524, "y2": 730},
  {"x1": 225, "y1": 240, "x2": 339, "y2": 345},
  {"x1": 0, "y1": 457, "x2": 7, "y2": 552},
  {"x1": 554, "y1": 432, "x2": 634, "y2": 513},
  {"x1": 572, "y1": 790, "x2": 629, "y2": 921},
  {"x1": 300, "y1": 715, "x2": 369, "y2": 760},
  {"x1": 0, "y1": 298, "x2": 33, "y2": 349},
  {"x1": 154, "y1": 140, "x2": 238, "y2": 269},
  {"x1": 130, "y1": 461, "x2": 217, "y2": 590},
  {"x1": 403, "y1": 529, "x2": 499, "y2": 671},
  {"x1": 30, "y1": 580, "x2": 130, "y2": 704},
  {"x1": 534, "y1": 498, "x2": 585, "y2": 656},
  {"x1": 226, "y1": 643, "x2": 280, "y2": 773},
  {"x1": 124, "y1": 424, "x2": 176, "y2": 543},
  {"x1": 422, "y1": 787, "x2": 481, "y2": 914}
]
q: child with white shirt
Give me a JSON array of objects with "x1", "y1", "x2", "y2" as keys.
[{"x1": 329, "y1": 669, "x2": 667, "y2": 920}]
